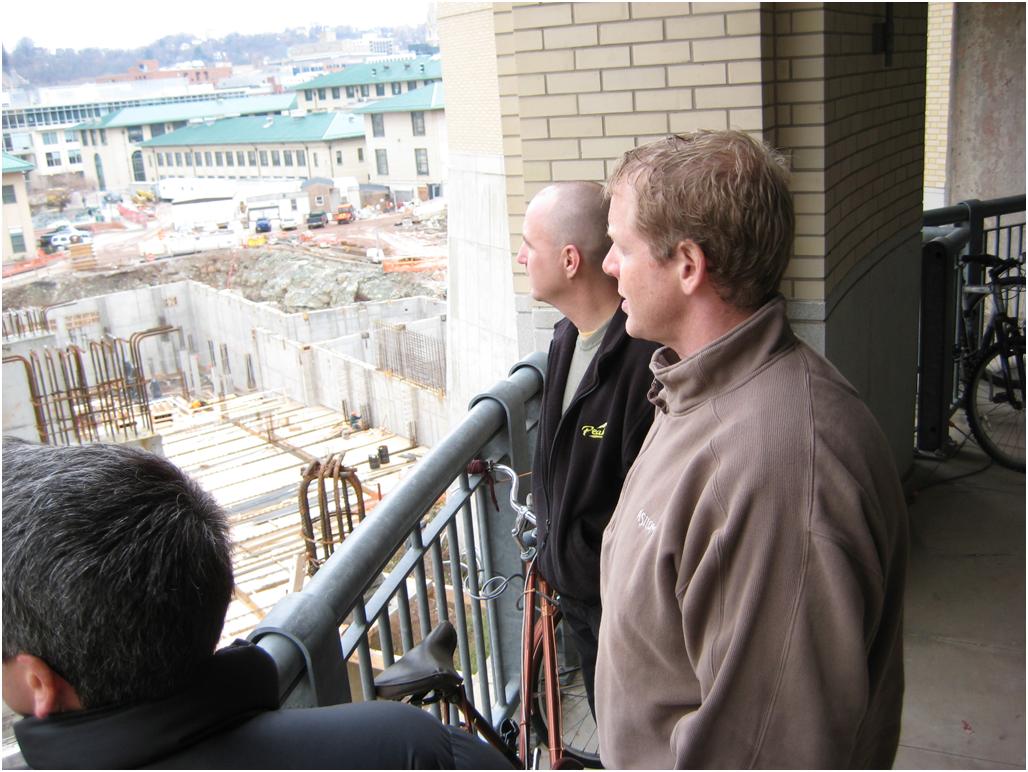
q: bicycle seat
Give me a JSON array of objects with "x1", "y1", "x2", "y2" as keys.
[{"x1": 375, "y1": 620, "x2": 463, "y2": 700}]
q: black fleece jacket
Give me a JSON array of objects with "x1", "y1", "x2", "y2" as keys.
[
  {"x1": 11, "y1": 642, "x2": 510, "y2": 769},
  {"x1": 533, "y1": 307, "x2": 659, "y2": 605}
]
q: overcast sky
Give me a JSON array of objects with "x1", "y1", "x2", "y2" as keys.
[{"x1": 3, "y1": 0, "x2": 434, "y2": 52}]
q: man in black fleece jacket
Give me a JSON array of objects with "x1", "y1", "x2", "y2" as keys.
[
  {"x1": 1, "y1": 439, "x2": 510, "y2": 769},
  {"x1": 515, "y1": 181, "x2": 658, "y2": 714}
]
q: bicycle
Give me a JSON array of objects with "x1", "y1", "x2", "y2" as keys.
[
  {"x1": 955, "y1": 253, "x2": 1025, "y2": 470},
  {"x1": 374, "y1": 461, "x2": 601, "y2": 769}
]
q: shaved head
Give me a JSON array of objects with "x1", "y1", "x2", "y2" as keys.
[{"x1": 530, "y1": 181, "x2": 612, "y2": 270}]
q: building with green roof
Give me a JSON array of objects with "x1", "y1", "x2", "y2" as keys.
[
  {"x1": 292, "y1": 56, "x2": 442, "y2": 114},
  {"x1": 76, "y1": 93, "x2": 298, "y2": 192},
  {"x1": 138, "y1": 113, "x2": 368, "y2": 185},
  {"x1": 3, "y1": 152, "x2": 37, "y2": 261},
  {"x1": 350, "y1": 83, "x2": 447, "y2": 206}
]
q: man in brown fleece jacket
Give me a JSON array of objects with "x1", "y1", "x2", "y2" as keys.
[{"x1": 595, "y1": 131, "x2": 909, "y2": 769}]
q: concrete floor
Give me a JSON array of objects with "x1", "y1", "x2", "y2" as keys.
[{"x1": 895, "y1": 437, "x2": 1026, "y2": 769}]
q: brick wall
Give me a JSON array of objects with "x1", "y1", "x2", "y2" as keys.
[{"x1": 924, "y1": 4, "x2": 953, "y2": 194}]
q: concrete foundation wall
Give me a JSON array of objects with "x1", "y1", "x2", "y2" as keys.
[{"x1": 4, "y1": 282, "x2": 449, "y2": 446}]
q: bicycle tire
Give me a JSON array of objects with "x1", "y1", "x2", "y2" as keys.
[
  {"x1": 528, "y1": 611, "x2": 603, "y2": 768},
  {"x1": 965, "y1": 340, "x2": 1026, "y2": 471}
]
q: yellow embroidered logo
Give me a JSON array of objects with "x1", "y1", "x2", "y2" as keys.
[{"x1": 581, "y1": 422, "x2": 606, "y2": 439}]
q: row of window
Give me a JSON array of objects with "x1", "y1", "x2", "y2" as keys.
[
  {"x1": 41, "y1": 130, "x2": 79, "y2": 145},
  {"x1": 80, "y1": 129, "x2": 108, "y2": 146},
  {"x1": 304, "y1": 79, "x2": 433, "y2": 102},
  {"x1": 155, "y1": 148, "x2": 309, "y2": 169},
  {"x1": 374, "y1": 148, "x2": 430, "y2": 176},
  {"x1": 43, "y1": 150, "x2": 83, "y2": 167},
  {"x1": 1, "y1": 92, "x2": 246, "y2": 131},
  {"x1": 370, "y1": 111, "x2": 426, "y2": 138}
]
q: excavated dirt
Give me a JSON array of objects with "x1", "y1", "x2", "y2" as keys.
[{"x1": 2, "y1": 244, "x2": 446, "y2": 313}]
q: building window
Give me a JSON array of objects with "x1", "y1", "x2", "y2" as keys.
[
  {"x1": 305, "y1": 89, "x2": 313, "y2": 100},
  {"x1": 68, "y1": 149, "x2": 82, "y2": 164},
  {"x1": 411, "y1": 111, "x2": 426, "y2": 136},
  {"x1": 346, "y1": 86, "x2": 356, "y2": 99},
  {"x1": 332, "y1": 87, "x2": 340, "y2": 99},
  {"x1": 64, "y1": 129, "x2": 77, "y2": 142},
  {"x1": 237, "y1": 151, "x2": 246, "y2": 166},
  {"x1": 357, "y1": 147, "x2": 364, "y2": 162},
  {"x1": 259, "y1": 150, "x2": 268, "y2": 166},
  {"x1": 45, "y1": 151, "x2": 61, "y2": 167},
  {"x1": 283, "y1": 150, "x2": 293, "y2": 166},
  {"x1": 132, "y1": 151, "x2": 146, "y2": 182},
  {"x1": 415, "y1": 148, "x2": 429, "y2": 175},
  {"x1": 175, "y1": 152, "x2": 183, "y2": 166},
  {"x1": 2, "y1": 185, "x2": 16, "y2": 204},
  {"x1": 157, "y1": 153, "x2": 164, "y2": 167},
  {"x1": 127, "y1": 126, "x2": 144, "y2": 143},
  {"x1": 248, "y1": 150, "x2": 257, "y2": 166},
  {"x1": 99, "y1": 129, "x2": 107, "y2": 145},
  {"x1": 407, "y1": 81, "x2": 417, "y2": 91},
  {"x1": 336, "y1": 150, "x2": 343, "y2": 164},
  {"x1": 375, "y1": 148, "x2": 388, "y2": 176},
  {"x1": 297, "y1": 150, "x2": 306, "y2": 166},
  {"x1": 375, "y1": 83, "x2": 385, "y2": 96},
  {"x1": 42, "y1": 131, "x2": 58, "y2": 145},
  {"x1": 195, "y1": 152, "x2": 203, "y2": 167},
  {"x1": 371, "y1": 113, "x2": 385, "y2": 138},
  {"x1": 90, "y1": 129, "x2": 98, "y2": 145},
  {"x1": 10, "y1": 227, "x2": 26, "y2": 253},
  {"x1": 150, "y1": 123, "x2": 166, "y2": 138},
  {"x1": 271, "y1": 150, "x2": 280, "y2": 166},
  {"x1": 184, "y1": 151, "x2": 193, "y2": 166},
  {"x1": 226, "y1": 151, "x2": 234, "y2": 167},
  {"x1": 205, "y1": 151, "x2": 213, "y2": 166},
  {"x1": 81, "y1": 131, "x2": 90, "y2": 146},
  {"x1": 392, "y1": 82, "x2": 402, "y2": 95},
  {"x1": 360, "y1": 84, "x2": 369, "y2": 97},
  {"x1": 318, "y1": 88, "x2": 326, "y2": 100}
]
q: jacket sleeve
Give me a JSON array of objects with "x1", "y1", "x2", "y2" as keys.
[{"x1": 669, "y1": 491, "x2": 885, "y2": 768}]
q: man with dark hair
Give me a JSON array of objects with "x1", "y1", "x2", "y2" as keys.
[
  {"x1": 516, "y1": 181, "x2": 658, "y2": 714},
  {"x1": 2, "y1": 438, "x2": 510, "y2": 769},
  {"x1": 595, "y1": 131, "x2": 909, "y2": 768}
]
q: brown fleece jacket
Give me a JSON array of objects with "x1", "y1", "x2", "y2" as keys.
[{"x1": 596, "y1": 297, "x2": 908, "y2": 769}]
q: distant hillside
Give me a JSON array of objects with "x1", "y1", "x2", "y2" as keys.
[{"x1": 1, "y1": 25, "x2": 429, "y2": 87}]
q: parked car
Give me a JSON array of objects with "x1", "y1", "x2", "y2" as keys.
[
  {"x1": 307, "y1": 211, "x2": 330, "y2": 229},
  {"x1": 255, "y1": 218, "x2": 272, "y2": 233},
  {"x1": 48, "y1": 228, "x2": 92, "y2": 249},
  {"x1": 280, "y1": 216, "x2": 299, "y2": 231}
]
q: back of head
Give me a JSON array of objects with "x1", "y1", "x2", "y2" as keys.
[
  {"x1": 539, "y1": 180, "x2": 612, "y2": 271},
  {"x1": 605, "y1": 130, "x2": 794, "y2": 310},
  {"x1": 2, "y1": 438, "x2": 234, "y2": 709}
]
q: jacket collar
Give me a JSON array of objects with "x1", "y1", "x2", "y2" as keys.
[
  {"x1": 647, "y1": 295, "x2": 797, "y2": 414},
  {"x1": 13, "y1": 641, "x2": 278, "y2": 769}
]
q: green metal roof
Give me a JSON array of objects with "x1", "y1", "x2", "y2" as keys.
[
  {"x1": 74, "y1": 94, "x2": 297, "y2": 130},
  {"x1": 139, "y1": 112, "x2": 365, "y2": 147},
  {"x1": 293, "y1": 56, "x2": 441, "y2": 90},
  {"x1": 351, "y1": 82, "x2": 444, "y2": 114},
  {"x1": 2, "y1": 151, "x2": 34, "y2": 173}
]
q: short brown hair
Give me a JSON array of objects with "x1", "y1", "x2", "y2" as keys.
[{"x1": 604, "y1": 131, "x2": 794, "y2": 310}]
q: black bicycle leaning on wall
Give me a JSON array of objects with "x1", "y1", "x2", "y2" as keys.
[{"x1": 955, "y1": 253, "x2": 1025, "y2": 471}]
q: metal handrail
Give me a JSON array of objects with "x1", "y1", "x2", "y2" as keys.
[{"x1": 250, "y1": 354, "x2": 545, "y2": 726}]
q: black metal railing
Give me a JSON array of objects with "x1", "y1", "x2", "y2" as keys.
[
  {"x1": 917, "y1": 195, "x2": 1025, "y2": 453},
  {"x1": 248, "y1": 354, "x2": 545, "y2": 729}
]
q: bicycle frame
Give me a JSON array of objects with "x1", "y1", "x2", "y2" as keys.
[{"x1": 492, "y1": 463, "x2": 581, "y2": 770}]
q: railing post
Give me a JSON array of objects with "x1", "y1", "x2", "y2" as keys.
[{"x1": 467, "y1": 352, "x2": 546, "y2": 714}]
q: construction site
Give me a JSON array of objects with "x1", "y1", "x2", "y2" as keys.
[{"x1": 2, "y1": 203, "x2": 452, "y2": 652}]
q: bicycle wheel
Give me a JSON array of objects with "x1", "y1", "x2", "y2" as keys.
[
  {"x1": 529, "y1": 612, "x2": 602, "y2": 768},
  {"x1": 965, "y1": 341, "x2": 1025, "y2": 471}
]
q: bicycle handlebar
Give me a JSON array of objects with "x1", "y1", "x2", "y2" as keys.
[{"x1": 490, "y1": 463, "x2": 538, "y2": 561}]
